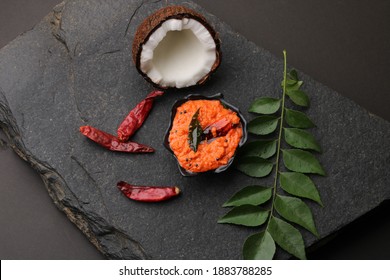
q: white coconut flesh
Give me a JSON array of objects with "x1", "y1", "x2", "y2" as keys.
[{"x1": 140, "y1": 18, "x2": 217, "y2": 88}]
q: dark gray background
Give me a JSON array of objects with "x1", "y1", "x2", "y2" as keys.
[{"x1": 0, "y1": 0, "x2": 389, "y2": 259}]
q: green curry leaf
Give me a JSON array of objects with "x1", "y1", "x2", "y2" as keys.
[
  {"x1": 286, "y1": 90, "x2": 310, "y2": 107},
  {"x1": 243, "y1": 231, "x2": 275, "y2": 260},
  {"x1": 235, "y1": 156, "x2": 274, "y2": 178},
  {"x1": 188, "y1": 108, "x2": 202, "y2": 152},
  {"x1": 268, "y1": 216, "x2": 306, "y2": 260},
  {"x1": 238, "y1": 139, "x2": 277, "y2": 159},
  {"x1": 223, "y1": 186, "x2": 272, "y2": 207},
  {"x1": 249, "y1": 97, "x2": 281, "y2": 114},
  {"x1": 285, "y1": 108, "x2": 316, "y2": 128},
  {"x1": 274, "y1": 195, "x2": 319, "y2": 236},
  {"x1": 248, "y1": 115, "x2": 279, "y2": 135},
  {"x1": 279, "y1": 172, "x2": 323, "y2": 206},
  {"x1": 283, "y1": 149, "x2": 325, "y2": 175},
  {"x1": 218, "y1": 205, "x2": 269, "y2": 227},
  {"x1": 284, "y1": 128, "x2": 322, "y2": 152}
]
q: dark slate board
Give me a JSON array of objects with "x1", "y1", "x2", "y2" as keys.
[{"x1": 0, "y1": 0, "x2": 389, "y2": 259}]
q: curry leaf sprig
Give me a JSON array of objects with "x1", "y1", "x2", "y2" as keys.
[{"x1": 218, "y1": 50, "x2": 325, "y2": 259}]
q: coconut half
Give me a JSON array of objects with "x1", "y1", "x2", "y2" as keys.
[{"x1": 132, "y1": 6, "x2": 221, "y2": 89}]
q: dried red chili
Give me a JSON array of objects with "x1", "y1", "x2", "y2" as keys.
[
  {"x1": 117, "y1": 181, "x2": 180, "y2": 202},
  {"x1": 80, "y1": 126, "x2": 154, "y2": 153},
  {"x1": 202, "y1": 118, "x2": 237, "y2": 140},
  {"x1": 117, "y1": 90, "x2": 165, "y2": 142}
]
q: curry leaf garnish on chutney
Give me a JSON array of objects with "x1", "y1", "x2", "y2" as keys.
[{"x1": 188, "y1": 108, "x2": 203, "y2": 152}]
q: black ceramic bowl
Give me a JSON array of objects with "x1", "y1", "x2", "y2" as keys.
[{"x1": 164, "y1": 93, "x2": 247, "y2": 176}]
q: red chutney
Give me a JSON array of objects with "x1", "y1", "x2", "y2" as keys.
[{"x1": 169, "y1": 100, "x2": 243, "y2": 173}]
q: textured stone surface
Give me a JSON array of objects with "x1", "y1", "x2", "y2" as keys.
[{"x1": 0, "y1": 0, "x2": 389, "y2": 259}]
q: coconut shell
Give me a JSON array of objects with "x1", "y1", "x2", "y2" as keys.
[{"x1": 132, "y1": 5, "x2": 222, "y2": 89}]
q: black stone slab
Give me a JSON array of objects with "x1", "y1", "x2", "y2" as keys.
[{"x1": 0, "y1": 0, "x2": 389, "y2": 259}]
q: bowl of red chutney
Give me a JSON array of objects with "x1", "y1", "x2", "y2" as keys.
[{"x1": 164, "y1": 93, "x2": 247, "y2": 176}]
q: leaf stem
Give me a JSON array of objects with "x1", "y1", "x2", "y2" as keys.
[{"x1": 267, "y1": 50, "x2": 288, "y2": 225}]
